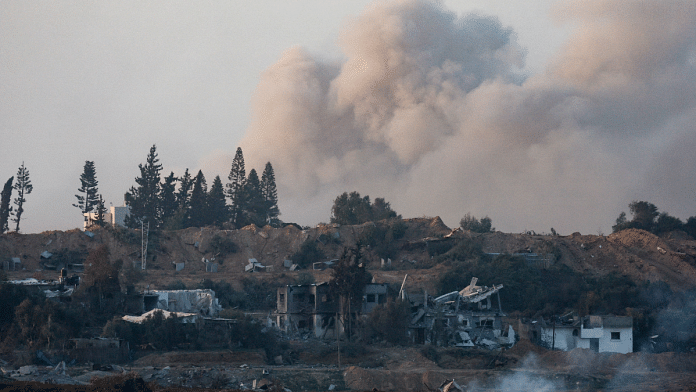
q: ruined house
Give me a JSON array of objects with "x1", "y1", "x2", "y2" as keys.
[
  {"x1": 124, "y1": 289, "x2": 222, "y2": 317},
  {"x1": 275, "y1": 282, "x2": 388, "y2": 338},
  {"x1": 530, "y1": 313, "x2": 633, "y2": 353},
  {"x1": 408, "y1": 277, "x2": 515, "y2": 349}
]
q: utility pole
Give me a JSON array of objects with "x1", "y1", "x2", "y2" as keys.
[
  {"x1": 141, "y1": 219, "x2": 149, "y2": 270},
  {"x1": 336, "y1": 312, "x2": 341, "y2": 368}
]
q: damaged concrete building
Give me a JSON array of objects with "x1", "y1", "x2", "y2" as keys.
[
  {"x1": 275, "y1": 282, "x2": 388, "y2": 338},
  {"x1": 407, "y1": 278, "x2": 515, "y2": 349},
  {"x1": 529, "y1": 313, "x2": 633, "y2": 354},
  {"x1": 148, "y1": 289, "x2": 221, "y2": 317}
]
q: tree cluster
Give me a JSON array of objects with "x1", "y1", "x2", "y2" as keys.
[
  {"x1": 459, "y1": 213, "x2": 494, "y2": 233},
  {"x1": 0, "y1": 279, "x2": 84, "y2": 350},
  {"x1": 1, "y1": 163, "x2": 34, "y2": 234},
  {"x1": 226, "y1": 147, "x2": 280, "y2": 228},
  {"x1": 122, "y1": 145, "x2": 280, "y2": 230},
  {"x1": 612, "y1": 200, "x2": 696, "y2": 237},
  {"x1": 330, "y1": 191, "x2": 399, "y2": 225}
]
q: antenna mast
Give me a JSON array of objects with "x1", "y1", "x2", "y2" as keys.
[{"x1": 141, "y1": 220, "x2": 149, "y2": 270}]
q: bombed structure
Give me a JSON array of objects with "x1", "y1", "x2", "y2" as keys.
[
  {"x1": 275, "y1": 282, "x2": 388, "y2": 338},
  {"x1": 407, "y1": 277, "x2": 515, "y2": 349},
  {"x1": 125, "y1": 289, "x2": 222, "y2": 317}
]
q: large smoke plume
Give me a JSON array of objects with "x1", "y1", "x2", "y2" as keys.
[{"x1": 239, "y1": 0, "x2": 696, "y2": 233}]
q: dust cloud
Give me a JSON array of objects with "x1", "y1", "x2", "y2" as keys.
[{"x1": 238, "y1": 0, "x2": 696, "y2": 233}]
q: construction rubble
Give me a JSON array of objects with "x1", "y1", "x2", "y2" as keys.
[{"x1": 406, "y1": 277, "x2": 515, "y2": 349}]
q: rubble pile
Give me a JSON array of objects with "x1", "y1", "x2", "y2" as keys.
[{"x1": 407, "y1": 278, "x2": 515, "y2": 349}]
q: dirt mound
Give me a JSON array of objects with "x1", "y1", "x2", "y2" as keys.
[
  {"x1": 401, "y1": 216, "x2": 451, "y2": 238},
  {"x1": 608, "y1": 229, "x2": 669, "y2": 251}
]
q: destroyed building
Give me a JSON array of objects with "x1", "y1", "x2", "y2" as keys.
[
  {"x1": 125, "y1": 289, "x2": 222, "y2": 317},
  {"x1": 275, "y1": 282, "x2": 388, "y2": 338},
  {"x1": 407, "y1": 277, "x2": 515, "y2": 349},
  {"x1": 529, "y1": 313, "x2": 633, "y2": 354},
  {"x1": 146, "y1": 289, "x2": 221, "y2": 317}
]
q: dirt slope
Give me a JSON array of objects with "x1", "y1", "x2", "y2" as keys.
[{"x1": 2, "y1": 220, "x2": 696, "y2": 293}]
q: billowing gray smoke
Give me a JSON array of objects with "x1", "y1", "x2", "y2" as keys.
[{"x1": 239, "y1": 0, "x2": 696, "y2": 233}]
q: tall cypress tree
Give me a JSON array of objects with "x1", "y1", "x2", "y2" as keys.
[
  {"x1": 243, "y1": 169, "x2": 264, "y2": 227},
  {"x1": 187, "y1": 170, "x2": 208, "y2": 228},
  {"x1": 260, "y1": 162, "x2": 280, "y2": 225},
  {"x1": 12, "y1": 162, "x2": 33, "y2": 232},
  {"x1": 176, "y1": 169, "x2": 192, "y2": 208},
  {"x1": 73, "y1": 161, "x2": 99, "y2": 226},
  {"x1": 207, "y1": 175, "x2": 228, "y2": 227},
  {"x1": 159, "y1": 172, "x2": 178, "y2": 225},
  {"x1": 0, "y1": 177, "x2": 14, "y2": 234},
  {"x1": 93, "y1": 195, "x2": 107, "y2": 227},
  {"x1": 226, "y1": 147, "x2": 246, "y2": 228},
  {"x1": 125, "y1": 145, "x2": 163, "y2": 228}
]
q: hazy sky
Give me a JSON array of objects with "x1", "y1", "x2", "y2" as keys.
[{"x1": 1, "y1": 0, "x2": 694, "y2": 235}]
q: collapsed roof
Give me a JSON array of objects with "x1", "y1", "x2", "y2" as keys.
[{"x1": 434, "y1": 277, "x2": 503, "y2": 305}]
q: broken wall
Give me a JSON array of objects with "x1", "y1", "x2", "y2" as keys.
[{"x1": 150, "y1": 289, "x2": 221, "y2": 317}]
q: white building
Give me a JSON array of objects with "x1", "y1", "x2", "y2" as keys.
[
  {"x1": 532, "y1": 314, "x2": 633, "y2": 354},
  {"x1": 110, "y1": 205, "x2": 129, "y2": 227},
  {"x1": 83, "y1": 205, "x2": 130, "y2": 229}
]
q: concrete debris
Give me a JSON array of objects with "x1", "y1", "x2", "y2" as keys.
[
  {"x1": 439, "y1": 379, "x2": 464, "y2": 392},
  {"x1": 246, "y1": 258, "x2": 269, "y2": 272},
  {"x1": 40, "y1": 251, "x2": 52, "y2": 259},
  {"x1": 312, "y1": 260, "x2": 335, "y2": 270},
  {"x1": 19, "y1": 366, "x2": 37, "y2": 375},
  {"x1": 123, "y1": 309, "x2": 200, "y2": 324},
  {"x1": 53, "y1": 361, "x2": 66, "y2": 375},
  {"x1": 44, "y1": 287, "x2": 74, "y2": 298}
]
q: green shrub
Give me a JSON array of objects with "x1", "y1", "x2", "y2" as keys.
[
  {"x1": 367, "y1": 300, "x2": 411, "y2": 345},
  {"x1": 209, "y1": 234, "x2": 238, "y2": 256},
  {"x1": 289, "y1": 240, "x2": 325, "y2": 269},
  {"x1": 460, "y1": 213, "x2": 494, "y2": 233}
]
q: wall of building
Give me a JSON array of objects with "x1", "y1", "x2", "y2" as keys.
[
  {"x1": 110, "y1": 206, "x2": 129, "y2": 227},
  {"x1": 598, "y1": 326, "x2": 632, "y2": 354},
  {"x1": 541, "y1": 325, "x2": 632, "y2": 353},
  {"x1": 540, "y1": 327, "x2": 578, "y2": 351}
]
